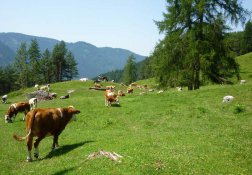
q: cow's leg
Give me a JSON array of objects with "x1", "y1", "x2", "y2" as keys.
[
  {"x1": 27, "y1": 136, "x2": 33, "y2": 162},
  {"x1": 105, "y1": 98, "x2": 108, "y2": 106},
  {"x1": 52, "y1": 135, "x2": 59, "y2": 150},
  {"x1": 34, "y1": 136, "x2": 45, "y2": 159}
]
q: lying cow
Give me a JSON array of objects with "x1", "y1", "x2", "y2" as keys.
[
  {"x1": 105, "y1": 89, "x2": 119, "y2": 107},
  {"x1": 5, "y1": 102, "x2": 31, "y2": 123},
  {"x1": 13, "y1": 106, "x2": 81, "y2": 162},
  {"x1": 60, "y1": 94, "x2": 69, "y2": 99},
  {"x1": 118, "y1": 90, "x2": 125, "y2": 96},
  {"x1": 223, "y1": 95, "x2": 234, "y2": 103}
]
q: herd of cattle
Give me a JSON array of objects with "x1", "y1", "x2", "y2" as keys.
[{"x1": 1, "y1": 78, "x2": 247, "y2": 162}]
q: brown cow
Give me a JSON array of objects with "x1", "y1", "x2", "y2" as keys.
[
  {"x1": 105, "y1": 89, "x2": 119, "y2": 107},
  {"x1": 127, "y1": 87, "x2": 134, "y2": 94},
  {"x1": 5, "y1": 102, "x2": 31, "y2": 123},
  {"x1": 13, "y1": 106, "x2": 80, "y2": 162}
]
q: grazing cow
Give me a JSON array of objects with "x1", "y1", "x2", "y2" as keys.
[
  {"x1": 93, "y1": 79, "x2": 101, "y2": 83},
  {"x1": 105, "y1": 89, "x2": 119, "y2": 107},
  {"x1": 13, "y1": 106, "x2": 81, "y2": 162},
  {"x1": 127, "y1": 87, "x2": 134, "y2": 94},
  {"x1": 29, "y1": 98, "x2": 38, "y2": 110},
  {"x1": 131, "y1": 82, "x2": 137, "y2": 87},
  {"x1": 5, "y1": 102, "x2": 30, "y2": 123},
  {"x1": 2, "y1": 94, "x2": 7, "y2": 103},
  {"x1": 60, "y1": 94, "x2": 69, "y2": 99},
  {"x1": 223, "y1": 95, "x2": 234, "y2": 103},
  {"x1": 34, "y1": 84, "x2": 39, "y2": 91},
  {"x1": 40, "y1": 84, "x2": 50, "y2": 91},
  {"x1": 99, "y1": 76, "x2": 108, "y2": 82}
]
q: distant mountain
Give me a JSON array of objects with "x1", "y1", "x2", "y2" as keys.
[
  {"x1": 0, "y1": 32, "x2": 146, "y2": 78},
  {"x1": 0, "y1": 40, "x2": 16, "y2": 66}
]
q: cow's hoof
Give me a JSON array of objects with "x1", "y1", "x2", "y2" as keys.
[
  {"x1": 34, "y1": 153, "x2": 39, "y2": 159},
  {"x1": 26, "y1": 158, "x2": 32, "y2": 162}
]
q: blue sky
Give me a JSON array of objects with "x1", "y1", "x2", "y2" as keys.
[{"x1": 0, "y1": 0, "x2": 251, "y2": 56}]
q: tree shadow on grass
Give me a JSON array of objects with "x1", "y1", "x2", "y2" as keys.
[{"x1": 43, "y1": 140, "x2": 94, "y2": 160}]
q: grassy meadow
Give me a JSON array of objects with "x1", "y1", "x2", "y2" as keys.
[{"x1": 0, "y1": 54, "x2": 252, "y2": 174}]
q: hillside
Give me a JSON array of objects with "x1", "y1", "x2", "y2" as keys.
[
  {"x1": 0, "y1": 32, "x2": 146, "y2": 78},
  {"x1": 0, "y1": 40, "x2": 15, "y2": 66},
  {"x1": 236, "y1": 52, "x2": 252, "y2": 81},
  {"x1": 0, "y1": 53, "x2": 251, "y2": 174}
]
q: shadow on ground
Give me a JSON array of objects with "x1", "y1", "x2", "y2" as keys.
[{"x1": 43, "y1": 140, "x2": 94, "y2": 160}]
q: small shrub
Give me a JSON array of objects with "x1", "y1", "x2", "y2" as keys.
[
  {"x1": 233, "y1": 104, "x2": 246, "y2": 114},
  {"x1": 197, "y1": 107, "x2": 207, "y2": 114}
]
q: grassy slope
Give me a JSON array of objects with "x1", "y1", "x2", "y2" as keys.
[{"x1": 0, "y1": 54, "x2": 251, "y2": 175}]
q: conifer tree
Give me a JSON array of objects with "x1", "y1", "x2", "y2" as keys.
[
  {"x1": 52, "y1": 41, "x2": 67, "y2": 82},
  {"x1": 122, "y1": 55, "x2": 137, "y2": 85},
  {"x1": 242, "y1": 20, "x2": 252, "y2": 54},
  {"x1": 28, "y1": 39, "x2": 41, "y2": 85},
  {"x1": 64, "y1": 51, "x2": 79, "y2": 80},
  {"x1": 153, "y1": 0, "x2": 248, "y2": 90},
  {"x1": 40, "y1": 49, "x2": 54, "y2": 83},
  {"x1": 14, "y1": 42, "x2": 30, "y2": 88}
]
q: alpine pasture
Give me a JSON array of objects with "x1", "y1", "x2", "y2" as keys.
[{"x1": 0, "y1": 54, "x2": 252, "y2": 174}]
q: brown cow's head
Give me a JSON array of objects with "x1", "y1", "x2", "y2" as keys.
[
  {"x1": 5, "y1": 106, "x2": 15, "y2": 123},
  {"x1": 67, "y1": 106, "x2": 80, "y2": 121}
]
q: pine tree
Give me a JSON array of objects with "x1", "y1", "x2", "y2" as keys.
[
  {"x1": 64, "y1": 51, "x2": 79, "y2": 80},
  {"x1": 122, "y1": 55, "x2": 137, "y2": 85},
  {"x1": 52, "y1": 41, "x2": 67, "y2": 82},
  {"x1": 14, "y1": 42, "x2": 30, "y2": 88},
  {"x1": 153, "y1": 0, "x2": 248, "y2": 90},
  {"x1": 40, "y1": 49, "x2": 54, "y2": 83},
  {"x1": 28, "y1": 39, "x2": 41, "y2": 85},
  {"x1": 0, "y1": 65, "x2": 17, "y2": 94},
  {"x1": 242, "y1": 20, "x2": 252, "y2": 54}
]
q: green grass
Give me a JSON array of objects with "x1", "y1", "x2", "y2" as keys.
[
  {"x1": 236, "y1": 52, "x2": 252, "y2": 82},
  {"x1": 0, "y1": 54, "x2": 252, "y2": 174}
]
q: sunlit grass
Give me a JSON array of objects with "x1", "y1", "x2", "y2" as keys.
[{"x1": 0, "y1": 53, "x2": 252, "y2": 174}]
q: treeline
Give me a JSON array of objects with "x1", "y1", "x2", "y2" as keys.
[
  {"x1": 103, "y1": 3, "x2": 252, "y2": 90},
  {"x1": 98, "y1": 54, "x2": 151, "y2": 85},
  {"x1": 0, "y1": 40, "x2": 78, "y2": 95}
]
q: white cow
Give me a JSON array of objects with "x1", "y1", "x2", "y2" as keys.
[
  {"x1": 223, "y1": 95, "x2": 234, "y2": 103},
  {"x1": 176, "y1": 87, "x2": 182, "y2": 91},
  {"x1": 2, "y1": 95, "x2": 7, "y2": 103},
  {"x1": 80, "y1": 78, "x2": 88, "y2": 82},
  {"x1": 40, "y1": 84, "x2": 50, "y2": 91},
  {"x1": 29, "y1": 98, "x2": 38, "y2": 110},
  {"x1": 240, "y1": 80, "x2": 246, "y2": 84}
]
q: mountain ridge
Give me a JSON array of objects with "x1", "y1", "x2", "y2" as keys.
[{"x1": 0, "y1": 32, "x2": 146, "y2": 78}]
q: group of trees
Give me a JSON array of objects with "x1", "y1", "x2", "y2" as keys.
[
  {"x1": 104, "y1": 1, "x2": 251, "y2": 89},
  {"x1": 0, "y1": 40, "x2": 78, "y2": 95},
  {"x1": 150, "y1": 0, "x2": 249, "y2": 90},
  {"x1": 1, "y1": 0, "x2": 252, "y2": 94}
]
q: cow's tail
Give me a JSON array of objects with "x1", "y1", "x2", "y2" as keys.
[
  {"x1": 13, "y1": 109, "x2": 36, "y2": 141},
  {"x1": 13, "y1": 129, "x2": 31, "y2": 141}
]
